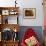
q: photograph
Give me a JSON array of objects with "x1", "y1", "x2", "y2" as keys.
[{"x1": 23, "y1": 8, "x2": 36, "y2": 19}]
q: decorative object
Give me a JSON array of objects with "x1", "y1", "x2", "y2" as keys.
[
  {"x1": 2, "y1": 16, "x2": 8, "y2": 24},
  {"x1": 13, "y1": 32, "x2": 18, "y2": 41},
  {"x1": 9, "y1": 10, "x2": 18, "y2": 15},
  {"x1": 5, "y1": 18, "x2": 8, "y2": 24},
  {"x1": 9, "y1": 10, "x2": 15, "y2": 15},
  {"x1": 2, "y1": 10, "x2": 9, "y2": 15},
  {"x1": 14, "y1": 28, "x2": 17, "y2": 32},
  {"x1": 2, "y1": 28, "x2": 13, "y2": 41},
  {"x1": 15, "y1": 0, "x2": 17, "y2": 7},
  {"x1": 23, "y1": 8, "x2": 36, "y2": 19},
  {"x1": 13, "y1": 28, "x2": 18, "y2": 40}
]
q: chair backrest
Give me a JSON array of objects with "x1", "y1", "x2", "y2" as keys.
[
  {"x1": 21, "y1": 28, "x2": 37, "y2": 46},
  {"x1": 23, "y1": 28, "x2": 36, "y2": 41}
]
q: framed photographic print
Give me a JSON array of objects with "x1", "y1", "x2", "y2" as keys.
[
  {"x1": 2, "y1": 10, "x2": 9, "y2": 15},
  {"x1": 23, "y1": 8, "x2": 36, "y2": 19}
]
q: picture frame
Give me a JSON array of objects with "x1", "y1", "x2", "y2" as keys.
[
  {"x1": 23, "y1": 8, "x2": 36, "y2": 19},
  {"x1": 9, "y1": 10, "x2": 17, "y2": 15},
  {"x1": 2, "y1": 10, "x2": 9, "y2": 15}
]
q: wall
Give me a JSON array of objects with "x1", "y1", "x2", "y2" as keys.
[
  {"x1": 0, "y1": 0, "x2": 15, "y2": 7},
  {"x1": 18, "y1": 0, "x2": 44, "y2": 26},
  {"x1": 0, "y1": 0, "x2": 44, "y2": 26}
]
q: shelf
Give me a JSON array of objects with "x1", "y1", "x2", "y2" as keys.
[
  {"x1": 0, "y1": 7, "x2": 19, "y2": 46},
  {"x1": 1, "y1": 15, "x2": 18, "y2": 24},
  {"x1": 0, "y1": 7, "x2": 19, "y2": 24},
  {"x1": 0, "y1": 7, "x2": 19, "y2": 15},
  {"x1": 2, "y1": 40, "x2": 19, "y2": 43},
  {"x1": 0, "y1": 24, "x2": 19, "y2": 32}
]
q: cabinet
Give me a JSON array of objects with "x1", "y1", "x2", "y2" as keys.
[{"x1": 0, "y1": 7, "x2": 19, "y2": 46}]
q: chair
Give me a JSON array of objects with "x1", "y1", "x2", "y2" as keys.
[{"x1": 21, "y1": 28, "x2": 41, "y2": 46}]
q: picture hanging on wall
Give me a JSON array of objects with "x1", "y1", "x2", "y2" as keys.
[
  {"x1": 2, "y1": 10, "x2": 9, "y2": 15},
  {"x1": 23, "y1": 8, "x2": 36, "y2": 19}
]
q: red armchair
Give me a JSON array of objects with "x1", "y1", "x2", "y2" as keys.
[{"x1": 21, "y1": 28, "x2": 41, "y2": 46}]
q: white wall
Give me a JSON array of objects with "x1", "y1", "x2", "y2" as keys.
[
  {"x1": 18, "y1": 0, "x2": 44, "y2": 26},
  {"x1": 0, "y1": 0, "x2": 15, "y2": 7},
  {"x1": 0, "y1": 0, "x2": 44, "y2": 26}
]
